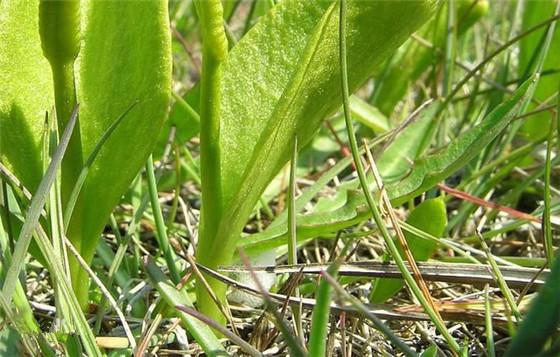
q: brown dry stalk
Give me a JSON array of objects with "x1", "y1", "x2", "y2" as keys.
[
  {"x1": 437, "y1": 183, "x2": 540, "y2": 222},
  {"x1": 362, "y1": 140, "x2": 443, "y2": 322}
]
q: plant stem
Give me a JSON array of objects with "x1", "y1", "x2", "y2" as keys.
[
  {"x1": 193, "y1": 0, "x2": 229, "y2": 324},
  {"x1": 146, "y1": 156, "x2": 181, "y2": 284},
  {"x1": 39, "y1": 0, "x2": 87, "y2": 309},
  {"x1": 338, "y1": 0, "x2": 461, "y2": 353}
]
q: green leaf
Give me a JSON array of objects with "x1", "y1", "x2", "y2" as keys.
[
  {"x1": 504, "y1": 249, "x2": 560, "y2": 356},
  {"x1": 519, "y1": 0, "x2": 560, "y2": 140},
  {"x1": 348, "y1": 96, "x2": 389, "y2": 134},
  {"x1": 240, "y1": 77, "x2": 536, "y2": 255},
  {"x1": 369, "y1": 197, "x2": 447, "y2": 303},
  {"x1": 144, "y1": 260, "x2": 226, "y2": 356},
  {"x1": 308, "y1": 264, "x2": 341, "y2": 357},
  {"x1": 373, "y1": 0, "x2": 488, "y2": 115},
  {"x1": 386, "y1": 77, "x2": 536, "y2": 204},
  {"x1": 376, "y1": 101, "x2": 440, "y2": 183},
  {"x1": 0, "y1": 0, "x2": 54, "y2": 193},
  {"x1": 70, "y1": 0, "x2": 171, "y2": 295},
  {"x1": 0, "y1": 327, "x2": 22, "y2": 356},
  {"x1": 1, "y1": 0, "x2": 172, "y2": 307},
  {"x1": 196, "y1": 0, "x2": 440, "y2": 317},
  {"x1": 217, "y1": 0, "x2": 438, "y2": 214},
  {"x1": 420, "y1": 345, "x2": 438, "y2": 357}
]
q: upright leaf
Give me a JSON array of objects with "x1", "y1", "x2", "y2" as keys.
[
  {"x1": 195, "y1": 0, "x2": 440, "y2": 318},
  {"x1": 0, "y1": 0, "x2": 54, "y2": 191},
  {"x1": 0, "y1": 0, "x2": 172, "y2": 307},
  {"x1": 68, "y1": 0, "x2": 172, "y2": 304},
  {"x1": 519, "y1": 0, "x2": 560, "y2": 140}
]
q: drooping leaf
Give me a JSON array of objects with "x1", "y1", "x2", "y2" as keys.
[
  {"x1": 369, "y1": 197, "x2": 447, "y2": 303},
  {"x1": 239, "y1": 77, "x2": 536, "y2": 256}
]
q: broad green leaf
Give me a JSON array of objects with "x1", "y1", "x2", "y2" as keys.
[
  {"x1": 373, "y1": 0, "x2": 488, "y2": 116},
  {"x1": 240, "y1": 77, "x2": 535, "y2": 256},
  {"x1": 72, "y1": 0, "x2": 171, "y2": 263},
  {"x1": 0, "y1": 0, "x2": 172, "y2": 307},
  {"x1": 198, "y1": 0, "x2": 440, "y2": 278},
  {"x1": 217, "y1": 1, "x2": 438, "y2": 214},
  {"x1": 369, "y1": 198, "x2": 447, "y2": 303},
  {"x1": 0, "y1": 0, "x2": 54, "y2": 192},
  {"x1": 519, "y1": 0, "x2": 560, "y2": 140}
]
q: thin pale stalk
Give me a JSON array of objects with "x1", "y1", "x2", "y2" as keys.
[
  {"x1": 338, "y1": 0, "x2": 461, "y2": 352},
  {"x1": 543, "y1": 115, "x2": 555, "y2": 265},
  {"x1": 287, "y1": 138, "x2": 303, "y2": 340},
  {"x1": 146, "y1": 155, "x2": 181, "y2": 283}
]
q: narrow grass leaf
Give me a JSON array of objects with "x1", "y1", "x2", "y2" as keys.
[
  {"x1": 144, "y1": 259, "x2": 225, "y2": 356},
  {"x1": 307, "y1": 260, "x2": 342, "y2": 357},
  {"x1": 63, "y1": 101, "x2": 138, "y2": 229},
  {"x1": 2, "y1": 107, "x2": 77, "y2": 303},
  {"x1": 369, "y1": 198, "x2": 447, "y2": 303},
  {"x1": 338, "y1": 0, "x2": 459, "y2": 350},
  {"x1": 505, "y1": 249, "x2": 560, "y2": 356}
]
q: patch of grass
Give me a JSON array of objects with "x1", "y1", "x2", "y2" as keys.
[{"x1": 1, "y1": 0, "x2": 559, "y2": 355}]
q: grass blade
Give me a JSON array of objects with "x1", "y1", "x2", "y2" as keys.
[
  {"x1": 146, "y1": 155, "x2": 181, "y2": 283},
  {"x1": 338, "y1": 0, "x2": 460, "y2": 351},
  {"x1": 63, "y1": 101, "x2": 138, "y2": 229},
  {"x1": 144, "y1": 259, "x2": 226, "y2": 356},
  {"x1": 307, "y1": 255, "x2": 343, "y2": 357},
  {"x1": 505, "y1": 249, "x2": 560, "y2": 356},
  {"x1": 2, "y1": 106, "x2": 78, "y2": 302}
]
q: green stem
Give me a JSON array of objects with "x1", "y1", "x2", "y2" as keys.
[
  {"x1": 146, "y1": 156, "x2": 181, "y2": 283},
  {"x1": 193, "y1": 0, "x2": 229, "y2": 324},
  {"x1": 52, "y1": 63, "x2": 83, "y2": 205},
  {"x1": 338, "y1": 0, "x2": 461, "y2": 353},
  {"x1": 39, "y1": 0, "x2": 87, "y2": 309}
]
